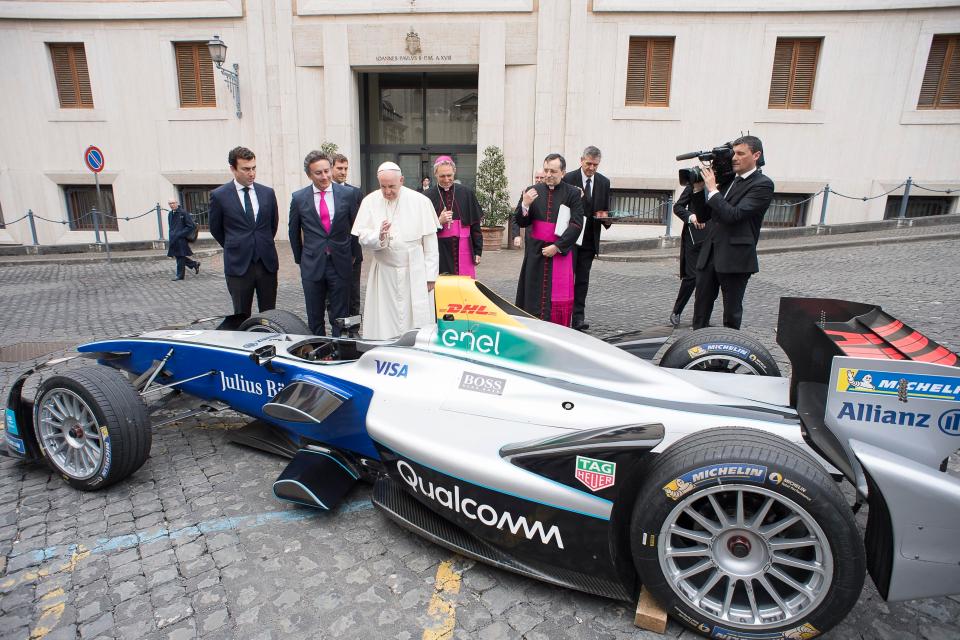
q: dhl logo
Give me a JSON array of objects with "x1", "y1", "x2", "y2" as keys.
[{"x1": 442, "y1": 304, "x2": 496, "y2": 316}]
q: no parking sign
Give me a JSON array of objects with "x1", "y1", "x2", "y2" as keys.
[{"x1": 84, "y1": 145, "x2": 105, "y2": 173}]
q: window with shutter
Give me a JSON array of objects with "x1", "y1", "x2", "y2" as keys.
[
  {"x1": 175, "y1": 42, "x2": 217, "y2": 108},
  {"x1": 768, "y1": 38, "x2": 821, "y2": 109},
  {"x1": 918, "y1": 34, "x2": 960, "y2": 109},
  {"x1": 48, "y1": 43, "x2": 94, "y2": 109},
  {"x1": 625, "y1": 37, "x2": 674, "y2": 107}
]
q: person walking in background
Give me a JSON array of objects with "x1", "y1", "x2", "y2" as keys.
[
  {"x1": 166, "y1": 198, "x2": 200, "y2": 281},
  {"x1": 209, "y1": 146, "x2": 280, "y2": 318},
  {"x1": 289, "y1": 151, "x2": 361, "y2": 336}
]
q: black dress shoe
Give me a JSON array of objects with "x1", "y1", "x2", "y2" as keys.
[
  {"x1": 573, "y1": 322, "x2": 590, "y2": 332},
  {"x1": 171, "y1": 276, "x2": 184, "y2": 281},
  {"x1": 669, "y1": 313, "x2": 681, "y2": 327},
  {"x1": 193, "y1": 262, "x2": 201, "y2": 275}
]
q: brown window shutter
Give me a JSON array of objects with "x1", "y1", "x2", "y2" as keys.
[
  {"x1": 176, "y1": 42, "x2": 217, "y2": 108},
  {"x1": 625, "y1": 37, "x2": 674, "y2": 107},
  {"x1": 768, "y1": 38, "x2": 821, "y2": 109},
  {"x1": 919, "y1": 34, "x2": 960, "y2": 109},
  {"x1": 49, "y1": 43, "x2": 94, "y2": 109},
  {"x1": 768, "y1": 40, "x2": 793, "y2": 108},
  {"x1": 198, "y1": 45, "x2": 216, "y2": 106}
]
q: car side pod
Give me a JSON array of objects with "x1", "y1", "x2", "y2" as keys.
[{"x1": 273, "y1": 447, "x2": 360, "y2": 510}]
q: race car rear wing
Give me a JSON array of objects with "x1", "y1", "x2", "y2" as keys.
[
  {"x1": 776, "y1": 297, "x2": 958, "y2": 405},
  {"x1": 779, "y1": 298, "x2": 960, "y2": 602}
]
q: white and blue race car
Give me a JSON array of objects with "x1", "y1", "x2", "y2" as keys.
[{"x1": 4, "y1": 276, "x2": 959, "y2": 640}]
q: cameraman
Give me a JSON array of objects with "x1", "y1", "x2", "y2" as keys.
[{"x1": 689, "y1": 135, "x2": 773, "y2": 330}]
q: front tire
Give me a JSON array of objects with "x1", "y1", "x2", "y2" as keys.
[
  {"x1": 33, "y1": 365, "x2": 151, "y2": 490},
  {"x1": 659, "y1": 328, "x2": 781, "y2": 376},
  {"x1": 238, "y1": 309, "x2": 311, "y2": 335},
  {"x1": 629, "y1": 427, "x2": 864, "y2": 639}
]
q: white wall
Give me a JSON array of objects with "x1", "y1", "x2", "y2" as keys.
[{"x1": 0, "y1": 1, "x2": 958, "y2": 246}]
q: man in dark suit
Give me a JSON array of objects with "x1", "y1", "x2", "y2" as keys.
[
  {"x1": 668, "y1": 185, "x2": 709, "y2": 326},
  {"x1": 289, "y1": 151, "x2": 361, "y2": 336},
  {"x1": 562, "y1": 146, "x2": 611, "y2": 331},
  {"x1": 166, "y1": 198, "x2": 200, "y2": 281},
  {"x1": 332, "y1": 153, "x2": 363, "y2": 322},
  {"x1": 209, "y1": 146, "x2": 280, "y2": 318},
  {"x1": 690, "y1": 135, "x2": 774, "y2": 330}
]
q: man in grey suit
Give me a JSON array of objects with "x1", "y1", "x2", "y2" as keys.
[{"x1": 289, "y1": 151, "x2": 361, "y2": 336}]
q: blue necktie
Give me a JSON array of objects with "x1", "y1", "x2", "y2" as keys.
[{"x1": 242, "y1": 187, "x2": 254, "y2": 220}]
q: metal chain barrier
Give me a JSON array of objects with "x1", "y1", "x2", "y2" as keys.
[
  {"x1": 608, "y1": 198, "x2": 672, "y2": 221},
  {"x1": 768, "y1": 189, "x2": 825, "y2": 208},
  {"x1": 830, "y1": 182, "x2": 906, "y2": 201},
  {"x1": 912, "y1": 183, "x2": 956, "y2": 194}
]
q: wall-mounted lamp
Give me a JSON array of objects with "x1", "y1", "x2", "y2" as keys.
[{"x1": 207, "y1": 35, "x2": 241, "y2": 119}]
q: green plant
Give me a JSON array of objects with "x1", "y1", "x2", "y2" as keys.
[
  {"x1": 320, "y1": 141, "x2": 339, "y2": 156},
  {"x1": 475, "y1": 145, "x2": 511, "y2": 227}
]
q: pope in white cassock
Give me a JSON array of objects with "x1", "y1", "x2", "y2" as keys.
[{"x1": 351, "y1": 162, "x2": 440, "y2": 339}]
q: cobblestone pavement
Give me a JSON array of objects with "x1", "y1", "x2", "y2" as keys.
[{"x1": 1, "y1": 239, "x2": 958, "y2": 640}]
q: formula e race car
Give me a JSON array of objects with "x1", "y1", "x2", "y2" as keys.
[{"x1": 3, "y1": 276, "x2": 959, "y2": 640}]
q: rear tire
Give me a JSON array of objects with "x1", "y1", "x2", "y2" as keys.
[
  {"x1": 629, "y1": 427, "x2": 864, "y2": 639},
  {"x1": 659, "y1": 328, "x2": 781, "y2": 376},
  {"x1": 238, "y1": 309, "x2": 311, "y2": 335},
  {"x1": 33, "y1": 365, "x2": 151, "y2": 491}
]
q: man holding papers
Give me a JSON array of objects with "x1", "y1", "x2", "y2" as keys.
[{"x1": 514, "y1": 153, "x2": 584, "y2": 327}]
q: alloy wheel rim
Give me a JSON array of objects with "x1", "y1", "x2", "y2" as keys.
[
  {"x1": 685, "y1": 354, "x2": 760, "y2": 375},
  {"x1": 658, "y1": 484, "x2": 832, "y2": 630},
  {"x1": 36, "y1": 388, "x2": 103, "y2": 480}
]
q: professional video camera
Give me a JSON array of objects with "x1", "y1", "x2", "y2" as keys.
[{"x1": 676, "y1": 142, "x2": 735, "y2": 187}]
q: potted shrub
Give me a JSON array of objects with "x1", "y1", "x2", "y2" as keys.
[{"x1": 475, "y1": 145, "x2": 511, "y2": 251}]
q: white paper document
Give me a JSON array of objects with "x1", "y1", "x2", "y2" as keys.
[{"x1": 554, "y1": 204, "x2": 585, "y2": 246}]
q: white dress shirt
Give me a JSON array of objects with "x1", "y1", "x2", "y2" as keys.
[
  {"x1": 234, "y1": 180, "x2": 260, "y2": 219},
  {"x1": 707, "y1": 167, "x2": 757, "y2": 201},
  {"x1": 312, "y1": 185, "x2": 335, "y2": 223}
]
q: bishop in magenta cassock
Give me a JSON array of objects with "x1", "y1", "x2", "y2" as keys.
[{"x1": 424, "y1": 156, "x2": 483, "y2": 278}]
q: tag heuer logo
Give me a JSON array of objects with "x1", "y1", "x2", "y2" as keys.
[{"x1": 575, "y1": 456, "x2": 616, "y2": 492}]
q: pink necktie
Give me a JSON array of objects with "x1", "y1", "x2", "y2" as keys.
[{"x1": 318, "y1": 190, "x2": 331, "y2": 233}]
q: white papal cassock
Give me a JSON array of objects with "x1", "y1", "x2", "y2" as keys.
[{"x1": 352, "y1": 185, "x2": 440, "y2": 339}]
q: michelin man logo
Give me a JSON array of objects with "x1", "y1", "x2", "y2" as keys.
[
  {"x1": 662, "y1": 477, "x2": 694, "y2": 500},
  {"x1": 846, "y1": 369, "x2": 875, "y2": 390}
]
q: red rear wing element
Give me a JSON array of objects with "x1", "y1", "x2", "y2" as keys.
[
  {"x1": 776, "y1": 298, "x2": 958, "y2": 405},
  {"x1": 823, "y1": 307, "x2": 958, "y2": 366}
]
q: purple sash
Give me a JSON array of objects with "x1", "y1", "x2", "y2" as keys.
[
  {"x1": 437, "y1": 219, "x2": 475, "y2": 278},
  {"x1": 530, "y1": 220, "x2": 573, "y2": 327}
]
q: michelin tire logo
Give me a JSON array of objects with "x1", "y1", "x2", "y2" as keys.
[{"x1": 663, "y1": 463, "x2": 767, "y2": 500}]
